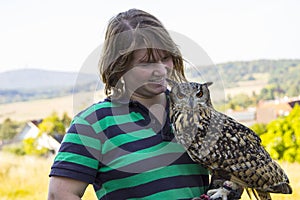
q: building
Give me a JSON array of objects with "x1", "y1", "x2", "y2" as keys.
[
  {"x1": 256, "y1": 97, "x2": 300, "y2": 124},
  {"x1": 12, "y1": 120, "x2": 62, "y2": 154}
]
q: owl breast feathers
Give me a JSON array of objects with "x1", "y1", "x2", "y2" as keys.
[{"x1": 167, "y1": 79, "x2": 292, "y2": 200}]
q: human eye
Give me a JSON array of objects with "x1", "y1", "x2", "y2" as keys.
[
  {"x1": 161, "y1": 55, "x2": 172, "y2": 62},
  {"x1": 134, "y1": 61, "x2": 152, "y2": 68}
]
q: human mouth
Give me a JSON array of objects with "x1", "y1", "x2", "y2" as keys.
[{"x1": 148, "y1": 77, "x2": 166, "y2": 85}]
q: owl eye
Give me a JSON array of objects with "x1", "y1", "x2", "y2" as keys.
[
  {"x1": 177, "y1": 91, "x2": 185, "y2": 99},
  {"x1": 196, "y1": 91, "x2": 203, "y2": 98}
]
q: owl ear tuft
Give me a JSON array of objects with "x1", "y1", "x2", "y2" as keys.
[
  {"x1": 166, "y1": 78, "x2": 178, "y2": 88},
  {"x1": 205, "y1": 82, "x2": 213, "y2": 87}
]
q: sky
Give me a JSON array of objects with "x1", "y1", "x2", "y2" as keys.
[{"x1": 0, "y1": 0, "x2": 300, "y2": 73}]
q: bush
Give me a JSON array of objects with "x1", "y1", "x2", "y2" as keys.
[
  {"x1": 23, "y1": 138, "x2": 49, "y2": 156},
  {"x1": 2, "y1": 143, "x2": 25, "y2": 155},
  {"x1": 258, "y1": 104, "x2": 300, "y2": 162}
]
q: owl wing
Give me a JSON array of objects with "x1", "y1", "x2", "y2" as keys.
[{"x1": 207, "y1": 109, "x2": 292, "y2": 194}]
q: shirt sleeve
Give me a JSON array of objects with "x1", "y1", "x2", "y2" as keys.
[{"x1": 49, "y1": 115, "x2": 102, "y2": 184}]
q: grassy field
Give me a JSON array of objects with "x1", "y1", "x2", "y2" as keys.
[
  {"x1": 0, "y1": 91, "x2": 105, "y2": 123},
  {"x1": 0, "y1": 152, "x2": 97, "y2": 200},
  {"x1": 0, "y1": 152, "x2": 297, "y2": 200}
]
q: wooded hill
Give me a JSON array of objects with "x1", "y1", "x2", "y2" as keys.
[
  {"x1": 1, "y1": 59, "x2": 299, "y2": 104},
  {"x1": 186, "y1": 59, "x2": 300, "y2": 99}
]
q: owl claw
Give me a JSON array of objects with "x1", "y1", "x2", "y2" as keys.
[
  {"x1": 207, "y1": 187, "x2": 229, "y2": 200},
  {"x1": 207, "y1": 181, "x2": 239, "y2": 200}
]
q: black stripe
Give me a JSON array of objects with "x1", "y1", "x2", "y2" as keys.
[
  {"x1": 85, "y1": 106, "x2": 130, "y2": 124},
  {"x1": 69, "y1": 123, "x2": 98, "y2": 138},
  {"x1": 50, "y1": 161, "x2": 98, "y2": 183},
  {"x1": 102, "y1": 134, "x2": 166, "y2": 165},
  {"x1": 100, "y1": 121, "x2": 151, "y2": 139},
  {"x1": 101, "y1": 175, "x2": 208, "y2": 199},
  {"x1": 68, "y1": 123, "x2": 111, "y2": 145},
  {"x1": 59, "y1": 142, "x2": 101, "y2": 161},
  {"x1": 100, "y1": 153, "x2": 203, "y2": 181}
]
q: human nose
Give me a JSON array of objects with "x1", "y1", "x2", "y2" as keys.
[{"x1": 152, "y1": 62, "x2": 168, "y2": 76}]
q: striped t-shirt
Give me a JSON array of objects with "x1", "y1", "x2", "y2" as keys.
[{"x1": 50, "y1": 96, "x2": 209, "y2": 199}]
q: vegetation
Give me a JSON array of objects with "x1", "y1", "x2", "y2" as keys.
[
  {"x1": 0, "y1": 152, "x2": 97, "y2": 200},
  {"x1": 217, "y1": 59, "x2": 300, "y2": 96},
  {"x1": 38, "y1": 112, "x2": 71, "y2": 137},
  {"x1": 251, "y1": 104, "x2": 300, "y2": 163},
  {"x1": 0, "y1": 118, "x2": 21, "y2": 141},
  {"x1": 0, "y1": 151, "x2": 297, "y2": 200},
  {"x1": 1, "y1": 112, "x2": 71, "y2": 156},
  {"x1": 186, "y1": 59, "x2": 300, "y2": 109},
  {"x1": 0, "y1": 81, "x2": 99, "y2": 104},
  {"x1": 226, "y1": 93, "x2": 258, "y2": 110},
  {"x1": 1, "y1": 59, "x2": 299, "y2": 104}
]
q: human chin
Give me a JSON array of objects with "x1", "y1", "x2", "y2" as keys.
[{"x1": 147, "y1": 80, "x2": 167, "y2": 93}]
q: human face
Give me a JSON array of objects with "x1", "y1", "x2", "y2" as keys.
[{"x1": 123, "y1": 49, "x2": 174, "y2": 99}]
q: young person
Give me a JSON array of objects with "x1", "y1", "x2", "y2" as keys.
[{"x1": 48, "y1": 8, "x2": 210, "y2": 200}]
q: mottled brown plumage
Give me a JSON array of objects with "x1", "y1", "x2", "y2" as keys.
[{"x1": 167, "y1": 80, "x2": 292, "y2": 200}]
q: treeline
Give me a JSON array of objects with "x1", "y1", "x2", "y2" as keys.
[
  {"x1": 186, "y1": 59, "x2": 300, "y2": 97},
  {"x1": 1, "y1": 59, "x2": 299, "y2": 104},
  {"x1": 190, "y1": 59, "x2": 300, "y2": 110},
  {"x1": 0, "y1": 81, "x2": 101, "y2": 104},
  {"x1": 220, "y1": 59, "x2": 300, "y2": 98}
]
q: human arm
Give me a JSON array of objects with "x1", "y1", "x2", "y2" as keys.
[{"x1": 48, "y1": 176, "x2": 89, "y2": 200}]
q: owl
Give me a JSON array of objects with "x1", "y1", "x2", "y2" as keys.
[{"x1": 167, "y1": 79, "x2": 292, "y2": 200}]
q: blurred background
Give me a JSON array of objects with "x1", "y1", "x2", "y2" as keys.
[{"x1": 0, "y1": 0, "x2": 299, "y2": 199}]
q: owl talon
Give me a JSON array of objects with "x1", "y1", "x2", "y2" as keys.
[
  {"x1": 207, "y1": 181, "x2": 238, "y2": 200},
  {"x1": 207, "y1": 187, "x2": 228, "y2": 200}
]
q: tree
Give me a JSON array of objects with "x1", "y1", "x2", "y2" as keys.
[
  {"x1": 0, "y1": 118, "x2": 19, "y2": 140},
  {"x1": 250, "y1": 123, "x2": 267, "y2": 136},
  {"x1": 38, "y1": 112, "x2": 66, "y2": 136},
  {"x1": 227, "y1": 93, "x2": 255, "y2": 110},
  {"x1": 62, "y1": 112, "x2": 72, "y2": 128},
  {"x1": 259, "y1": 104, "x2": 300, "y2": 162}
]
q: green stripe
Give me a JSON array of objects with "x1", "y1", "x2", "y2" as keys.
[
  {"x1": 100, "y1": 142, "x2": 185, "y2": 173},
  {"x1": 54, "y1": 152, "x2": 98, "y2": 169},
  {"x1": 128, "y1": 186, "x2": 206, "y2": 200},
  {"x1": 96, "y1": 164, "x2": 207, "y2": 199},
  {"x1": 102, "y1": 128, "x2": 156, "y2": 154},
  {"x1": 62, "y1": 133, "x2": 101, "y2": 150},
  {"x1": 71, "y1": 116, "x2": 90, "y2": 125},
  {"x1": 91, "y1": 112, "x2": 144, "y2": 133},
  {"x1": 79, "y1": 101, "x2": 119, "y2": 119}
]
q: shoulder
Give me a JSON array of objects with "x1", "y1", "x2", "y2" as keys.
[{"x1": 73, "y1": 99, "x2": 121, "y2": 123}]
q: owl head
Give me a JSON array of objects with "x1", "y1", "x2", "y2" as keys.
[{"x1": 167, "y1": 79, "x2": 213, "y2": 109}]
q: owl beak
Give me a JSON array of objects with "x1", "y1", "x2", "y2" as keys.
[{"x1": 189, "y1": 98, "x2": 195, "y2": 108}]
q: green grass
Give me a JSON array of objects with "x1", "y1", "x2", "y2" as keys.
[{"x1": 0, "y1": 152, "x2": 297, "y2": 200}]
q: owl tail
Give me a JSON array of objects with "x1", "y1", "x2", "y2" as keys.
[
  {"x1": 267, "y1": 182, "x2": 292, "y2": 194},
  {"x1": 246, "y1": 188, "x2": 271, "y2": 200}
]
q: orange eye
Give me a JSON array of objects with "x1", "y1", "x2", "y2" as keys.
[
  {"x1": 196, "y1": 91, "x2": 203, "y2": 98},
  {"x1": 177, "y1": 92, "x2": 185, "y2": 99}
]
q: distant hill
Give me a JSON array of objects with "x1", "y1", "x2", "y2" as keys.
[
  {"x1": 1, "y1": 59, "x2": 300, "y2": 104},
  {"x1": 0, "y1": 68, "x2": 100, "y2": 90},
  {"x1": 186, "y1": 59, "x2": 300, "y2": 97},
  {"x1": 0, "y1": 69, "x2": 101, "y2": 104}
]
